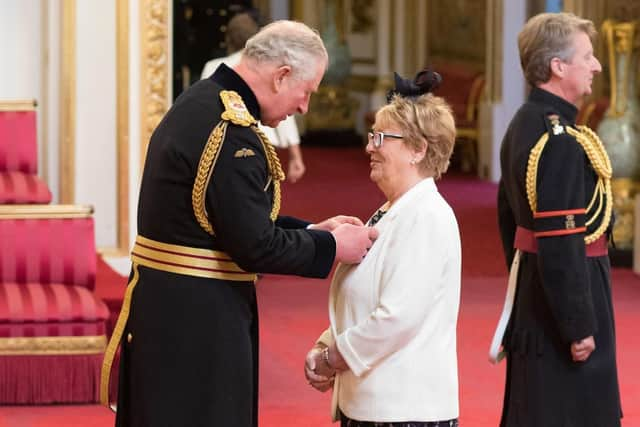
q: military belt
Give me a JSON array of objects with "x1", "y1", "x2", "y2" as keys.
[
  {"x1": 131, "y1": 235, "x2": 257, "y2": 281},
  {"x1": 514, "y1": 226, "x2": 608, "y2": 257}
]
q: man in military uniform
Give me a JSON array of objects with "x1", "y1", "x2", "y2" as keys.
[
  {"x1": 494, "y1": 12, "x2": 622, "y2": 427},
  {"x1": 101, "y1": 20, "x2": 377, "y2": 427}
]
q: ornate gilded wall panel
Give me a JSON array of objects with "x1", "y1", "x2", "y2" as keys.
[
  {"x1": 426, "y1": 0, "x2": 486, "y2": 67},
  {"x1": 140, "y1": 0, "x2": 169, "y2": 169}
]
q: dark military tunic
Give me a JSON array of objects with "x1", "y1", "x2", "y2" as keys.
[
  {"x1": 497, "y1": 87, "x2": 622, "y2": 427},
  {"x1": 114, "y1": 64, "x2": 335, "y2": 427}
]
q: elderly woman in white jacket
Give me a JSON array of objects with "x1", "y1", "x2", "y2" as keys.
[{"x1": 305, "y1": 70, "x2": 461, "y2": 427}]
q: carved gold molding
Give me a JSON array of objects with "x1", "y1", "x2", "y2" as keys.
[
  {"x1": 290, "y1": 0, "x2": 304, "y2": 20},
  {"x1": 0, "y1": 100, "x2": 37, "y2": 111},
  {"x1": 115, "y1": 0, "x2": 130, "y2": 255},
  {"x1": 60, "y1": 0, "x2": 76, "y2": 204},
  {"x1": 485, "y1": 0, "x2": 503, "y2": 103},
  {"x1": 0, "y1": 204, "x2": 93, "y2": 219},
  {"x1": 611, "y1": 178, "x2": 640, "y2": 249},
  {"x1": 140, "y1": 0, "x2": 170, "y2": 171},
  {"x1": 0, "y1": 335, "x2": 107, "y2": 355}
]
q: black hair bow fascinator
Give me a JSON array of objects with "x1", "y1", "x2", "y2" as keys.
[{"x1": 386, "y1": 69, "x2": 442, "y2": 103}]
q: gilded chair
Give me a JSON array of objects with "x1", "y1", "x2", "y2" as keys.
[{"x1": 0, "y1": 205, "x2": 109, "y2": 403}]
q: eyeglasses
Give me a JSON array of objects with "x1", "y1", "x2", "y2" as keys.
[{"x1": 367, "y1": 131, "x2": 404, "y2": 148}]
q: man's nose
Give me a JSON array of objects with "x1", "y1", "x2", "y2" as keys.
[{"x1": 593, "y1": 57, "x2": 602, "y2": 73}]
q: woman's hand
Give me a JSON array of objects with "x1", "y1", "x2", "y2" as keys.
[
  {"x1": 326, "y1": 343, "x2": 349, "y2": 371},
  {"x1": 304, "y1": 345, "x2": 334, "y2": 392}
]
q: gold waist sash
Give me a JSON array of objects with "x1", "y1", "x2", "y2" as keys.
[{"x1": 132, "y1": 235, "x2": 256, "y2": 281}]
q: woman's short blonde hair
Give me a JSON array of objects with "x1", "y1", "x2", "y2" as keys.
[
  {"x1": 518, "y1": 12, "x2": 596, "y2": 86},
  {"x1": 375, "y1": 94, "x2": 456, "y2": 179}
]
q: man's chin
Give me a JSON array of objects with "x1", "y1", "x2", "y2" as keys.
[{"x1": 262, "y1": 119, "x2": 281, "y2": 128}]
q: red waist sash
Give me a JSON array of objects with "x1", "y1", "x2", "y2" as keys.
[{"x1": 514, "y1": 226, "x2": 608, "y2": 257}]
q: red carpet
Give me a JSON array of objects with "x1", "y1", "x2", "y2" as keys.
[{"x1": 1, "y1": 146, "x2": 639, "y2": 426}]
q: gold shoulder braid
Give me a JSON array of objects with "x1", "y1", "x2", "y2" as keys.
[
  {"x1": 252, "y1": 124, "x2": 285, "y2": 221},
  {"x1": 192, "y1": 90, "x2": 285, "y2": 235},
  {"x1": 526, "y1": 124, "x2": 613, "y2": 244}
]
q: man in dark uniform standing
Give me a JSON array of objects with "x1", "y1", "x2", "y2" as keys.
[
  {"x1": 494, "y1": 12, "x2": 622, "y2": 427},
  {"x1": 101, "y1": 20, "x2": 377, "y2": 427}
]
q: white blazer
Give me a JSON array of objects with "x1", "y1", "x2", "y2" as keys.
[
  {"x1": 201, "y1": 52, "x2": 300, "y2": 148},
  {"x1": 319, "y1": 177, "x2": 461, "y2": 422}
]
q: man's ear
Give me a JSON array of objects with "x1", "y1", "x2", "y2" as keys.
[
  {"x1": 273, "y1": 65, "x2": 292, "y2": 92},
  {"x1": 550, "y1": 57, "x2": 565, "y2": 78}
]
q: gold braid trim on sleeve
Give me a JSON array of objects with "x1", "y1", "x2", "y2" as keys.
[
  {"x1": 252, "y1": 125, "x2": 285, "y2": 221},
  {"x1": 525, "y1": 125, "x2": 613, "y2": 244},
  {"x1": 192, "y1": 121, "x2": 228, "y2": 235}
]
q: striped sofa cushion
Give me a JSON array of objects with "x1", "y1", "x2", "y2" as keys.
[
  {"x1": 0, "y1": 171, "x2": 52, "y2": 204},
  {"x1": 0, "y1": 283, "x2": 109, "y2": 338},
  {"x1": 0, "y1": 217, "x2": 96, "y2": 290}
]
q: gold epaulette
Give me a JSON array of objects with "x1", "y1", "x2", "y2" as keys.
[
  {"x1": 525, "y1": 123, "x2": 613, "y2": 244},
  {"x1": 191, "y1": 90, "x2": 285, "y2": 236}
]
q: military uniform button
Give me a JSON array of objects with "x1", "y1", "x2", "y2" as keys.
[{"x1": 127, "y1": 333, "x2": 133, "y2": 343}]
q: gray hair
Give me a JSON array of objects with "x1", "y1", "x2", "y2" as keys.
[
  {"x1": 243, "y1": 20, "x2": 328, "y2": 81},
  {"x1": 518, "y1": 12, "x2": 596, "y2": 86}
]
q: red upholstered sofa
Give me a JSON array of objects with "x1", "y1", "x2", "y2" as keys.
[
  {"x1": 0, "y1": 205, "x2": 109, "y2": 404},
  {"x1": 0, "y1": 100, "x2": 52, "y2": 204}
]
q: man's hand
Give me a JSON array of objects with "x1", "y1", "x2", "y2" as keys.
[
  {"x1": 304, "y1": 346, "x2": 334, "y2": 392},
  {"x1": 310, "y1": 215, "x2": 364, "y2": 232},
  {"x1": 331, "y1": 224, "x2": 378, "y2": 264},
  {"x1": 571, "y1": 336, "x2": 595, "y2": 362}
]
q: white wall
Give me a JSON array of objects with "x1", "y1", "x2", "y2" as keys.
[
  {"x1": 74, "y1": 0, "x2": 118, "y2": 248},
  {"x1": 0, "y1": 0, "x2": 44, "y2": 176},
  {"x1": 486, "y1": 0, "x2": 527, "y2": 182},
  {"x1": 270, "y1": 0, "x2": 289, "y2": 21},
  {"x1": 0, "y1": 0, "x2": 42, "y2": 101},
  {"x1": 1, "y1": 0, "x2": 125, "y2": 250}
]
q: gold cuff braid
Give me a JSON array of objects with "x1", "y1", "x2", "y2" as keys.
[{"x1": 525, "y1": 125, "x2": 612, "y2": 244}]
